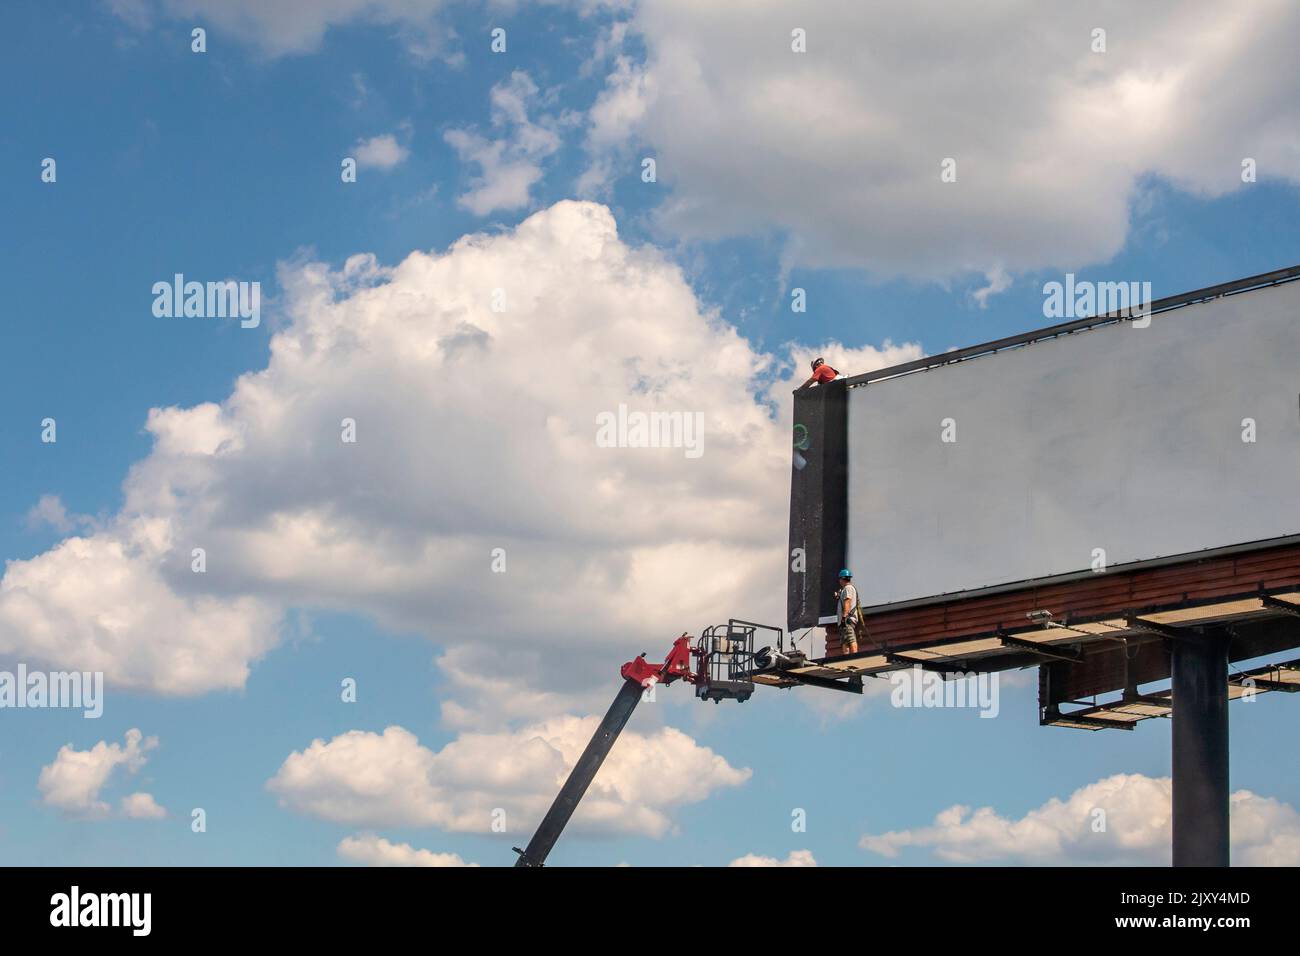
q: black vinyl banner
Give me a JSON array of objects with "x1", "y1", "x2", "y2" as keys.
[{"x1": 787, "y1": 379, "x2": 849, "y2": 630}]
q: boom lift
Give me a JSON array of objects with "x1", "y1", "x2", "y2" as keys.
[{"x1": 512, "y1": 621, "x2": 785, "y2": 867}]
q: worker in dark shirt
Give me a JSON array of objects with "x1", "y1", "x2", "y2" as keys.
[{"x1": 798, "y1": 357, "x2": 839, "y2": 390}]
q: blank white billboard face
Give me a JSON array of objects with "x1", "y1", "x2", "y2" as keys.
[{"x1": 846, "y1": 281, "x2": 1300, "y2": 608}]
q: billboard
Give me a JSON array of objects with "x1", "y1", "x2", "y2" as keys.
[{"x1": 788, "y1": 268, "x2": 1300, "y2": 629}]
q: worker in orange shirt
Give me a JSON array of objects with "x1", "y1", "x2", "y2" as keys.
[{"x1": 798, "y1": 357, "x2": 839, "y2": 390}]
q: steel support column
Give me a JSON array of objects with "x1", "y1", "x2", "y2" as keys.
[{"x1": 1171, "y1": 628, "x2": 1230, "y2": 867}]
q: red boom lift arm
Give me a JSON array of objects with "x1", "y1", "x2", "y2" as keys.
[{"x1": 512, "y1": 635, "x2": 697, "y2": 868}]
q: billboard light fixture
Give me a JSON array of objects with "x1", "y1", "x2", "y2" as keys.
[{"x1": 1028, "y1": 609, "x2": 1066, "y2": 629}]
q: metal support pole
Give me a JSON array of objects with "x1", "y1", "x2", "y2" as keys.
[
  {"x1": 513, "y1": 678, "x2": 644, "y2": 867},
  {"x1": 1171, "y1": 628, "x2": 1230, "y2": 867}
]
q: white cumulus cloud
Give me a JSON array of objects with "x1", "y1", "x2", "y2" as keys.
[
  {"x1": 24, "y1": 494, "x2": 90, "y2": 534},
  {"x1": 0, "y1": 200, "x2": 916, "y2": 720},
  {"x1": 0, "y1": 519, "x2": 280, "y2": 695},
  {"x1": 337, "y1": 833, "x2": 477, "y2": 867},
  {"x1": 268, "y1": 718, "x2": 750, "y2": 838},
  {"x1": 120, "y1": 791, "x2": 168, "y2": 819},
  {"x1": 445, "y1": 72, "x2": 563, "y2": 215},
  {"x1": 38, "y1": 729, "x2": 161, "y2": 819},
  {"x1": 860, "y1": 773, "x2": 1300, "y2": 865},
  {"x1": 353, "y1": 133, "x2": 410, "y2": 171},
  {"x1": 582, "y1": 1, "x2": 1300, "y2": 282},
  {"x1": 729, "y1": 849, "x2": 817, "y2": 867}
]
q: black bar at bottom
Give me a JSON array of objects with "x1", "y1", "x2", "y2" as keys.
[{"x1": 7, "y1": 866, "x2": 1277, "y2": 943}]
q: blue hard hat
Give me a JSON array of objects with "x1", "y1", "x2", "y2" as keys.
[{"x1": 838, "y1": 568, "x2": 852, "y2": 579}]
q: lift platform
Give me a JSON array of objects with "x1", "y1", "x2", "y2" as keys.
[
  {"x1": 694, "y1": 620, "x2": 784, "y2": 702},
  {"x1": 513, "y1": 622, "x2": 768, "y2": 867}
]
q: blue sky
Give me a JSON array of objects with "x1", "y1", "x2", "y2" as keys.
[{"x1": 2, "y1": 1, "x2": 1299, "y2": 867}]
